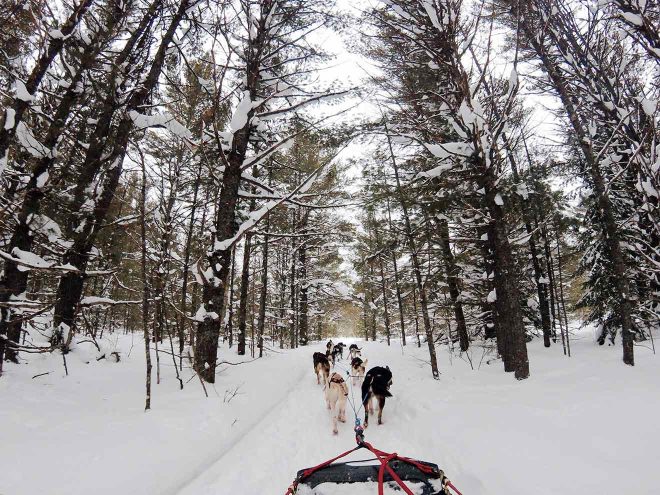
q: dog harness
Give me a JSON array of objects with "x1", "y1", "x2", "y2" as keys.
[{"x1": 329, "y1": 372, "x2": 348, "y2": 396}]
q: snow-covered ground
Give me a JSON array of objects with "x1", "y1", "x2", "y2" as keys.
[{"x1": 1, "y1": 329, "x2": 659, "y2": 495}]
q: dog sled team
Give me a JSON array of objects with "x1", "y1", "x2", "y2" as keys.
[{"x1": 312, "y1": 340, "x2": 393, "y2": 435}]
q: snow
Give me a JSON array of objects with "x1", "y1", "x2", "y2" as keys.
[
  {"x1": 229, "y1": 90, "x2": 253, "y2": 133},
  {"x1": 486, "y1": 288, "x2": 497, "y2": 302},
  {"x1": 14, "y1": 80, "x2": 34, "y2": 102},
  {"x1": 621, "y1": 12, "x2": 643, "y2": 26},
  {"x1": 508, "y1": 68, "x2": 518, "y2": 91},
  {"x1": 4, "y1": 108, "x2": 16, "y2": 129},
  {"x1": 80, "y1": 297, "x2": 141, "y2": 307},
  {"x1": 16, "y1": 122, "x2": 52, "y2": 158},
  {"x1": 49, "y1": 29, "x2": 65, "y2": 39},
  {"x1": 416, "y1": 163, "x2": 452, "y2": 179},
  {"x1": 421, "y1": 1, "x2": 442, "y2": 31},
  {"x1": 10, "y1": 247, "x2": 50, "y2": 269},
  {"x1": 193, "y1": 304, "x2": 219, "y2": 321},
  {"x1": 0, "y1": 149, "x2": 7, "y2": 174},
  {"x1": 129, "y1": 110, "x2": 192, "y2": 138},
  {"x1": 1, "y1": 328, "x2": 660, "y2": 495},
  {"x1": 36, "y1": 170, "x2": 49, "y2": 188},
  {"x1": 424, "y1": 142, "x2": 474, "y2": 160},
  {"x1": 639, "y1": 98, "x2": 657, "y2": 117},
  {"x1": 29, "y1": 214, "x2": 70, "y2": 248}
]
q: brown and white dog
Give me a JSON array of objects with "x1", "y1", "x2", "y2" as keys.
[
  {"x1": 350, "y1": 357, "x2": 368, "y2": 386},
  {"x1": 325, "y1": 372, "x2": 348, "y2": 434},
  {"x1": 313, "y1": 352, "x2": 330, "y2": 386}
]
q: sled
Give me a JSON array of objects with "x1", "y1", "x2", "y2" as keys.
[{"x1": 285, "y1": 424, "x2": 462, "y2": 495}]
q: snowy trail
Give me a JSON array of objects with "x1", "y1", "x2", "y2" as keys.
[
  {"x1": 2, "y1": 333, "x2": 660, "y2": 495},
  {"x1": 174, "y1": 340, "x2": 484, "y2": 495},
  {"x1": 175, "y1": 341, "x2": 366, "y2": 495},
  {"x1": 167, "y1": 359, "x2": 311, "y2": 495}
]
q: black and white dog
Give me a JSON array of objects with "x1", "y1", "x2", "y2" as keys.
[
  {"x1": 361, "y1": 366, "x2": 393, "y2": 427},
  {"x1": 348, "y1": 343, "x2": 361, "y2": 360},
  {"x1": 331, "y1": 343, "x2": 345, "y2": 365},
  {"x1": 313, "y1": 352, "x2": 331, "y2": 386}
]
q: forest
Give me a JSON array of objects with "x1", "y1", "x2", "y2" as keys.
[{"x1": 0, "y1": 1, "x2": 658, "y2": 493}]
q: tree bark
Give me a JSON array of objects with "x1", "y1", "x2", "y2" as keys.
[
  {"x1": 437, "y1": 218, "x2": 469, "y2": 351},
  {"x1": 298, "y1": 234, "x2": 309, "y2": 346},
  {"x1": 256, "y1": 224, "x2": 269, "y2": 357},
  {"x1": 385, "y1": 197, "x2": 406, "y2": 346},
  {"x1": 140, "y1": 139, "x2": 152, "y2": 410},
  {"x1": 377, "y1": 255, "x2": 392, "y2": 346},
  {"x1": 236, "y1": 234, "x2": 252, "y2": 356}
]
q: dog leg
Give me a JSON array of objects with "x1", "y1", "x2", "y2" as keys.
[
  {"x1": 330, "y1": 399, "x2": 338, "y2": 434},
  {"x1": 378, "y1": 396, "x2": 385, "y2": 425}
]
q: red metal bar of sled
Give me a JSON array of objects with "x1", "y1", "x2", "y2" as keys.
[
  {"x1": 361, "y1": 441, "x2": 416, "y2": 495},
  {"x1": 446, "y1": 480, "x2": 464, "y2": 495},
  {"x1": 300, "y1": 446, "x2": 361, "y2": 479},
  {"x1": 284, "y1": 445, "x2": 361, "y2": 494}
]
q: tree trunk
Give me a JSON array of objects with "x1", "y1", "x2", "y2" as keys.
[
  {"x1": 140, "y1": 140, "x2": 152, "y2": 410},
  {"x1": 386, "y1": 197, "x2": 406, "y2": 346},
  {"x1": 503, "y1": 134, "x2": 552, "y2": 347},
  {"x1": 437, "y1": 218, "x2": 469, "y2": 351},
  {"x1": 180, "y1": 160, "x2": 203, "y2": 356},
  {"x1": 412, "y1": 284, "x2": 421, "y2": 348},
  {"x1": 289, "y1": 235, "x2": 297, "y2": 349},
  {"x1": 391, "y1": 252, "x2": 407, "y2": 346},
  {"x1": 377, "y1": 256, "x2": 392, "y2": 346},
  {"x1": 237, "y1": 234, "x2": 252, "y2": 356},
  {"x1": 386, "y1": 129, "x2": 439, "y2": 378},
  {"x1": 555, "y1": 224, "x2": 571, "y2": 357},
  {"x1": 485, "y1": 187, "x2": 530, "y2": 379},
  {"x1": 257, "y1": 224, "x2": 269, "y2": 357},
  {"x1": 369, "y1": 264, "x2": 377, "y2": 342},
  {"x1": 298, "y1": 236, "x2": 308, "y2": 346}
]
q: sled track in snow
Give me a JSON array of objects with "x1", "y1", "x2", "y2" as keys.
[{"x1": 165, "y1": 362, "x2": 310, "y2": 495}]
